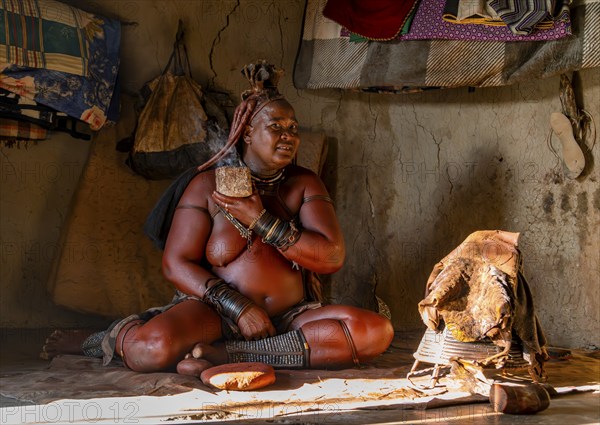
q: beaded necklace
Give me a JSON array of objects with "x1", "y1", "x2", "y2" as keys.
[{"x1": 251, "y1": 168, "x2": 286, "y2": 195}]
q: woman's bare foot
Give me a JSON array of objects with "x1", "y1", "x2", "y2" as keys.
[
  {"x1": 176, "y1": 342, "x2": 229, "y2": 378},
  {"x1": 40, "y1": 329, "x2": 95, "y2": 360},
  {"x1": 190, "y1": 342, "x2": 228, "y2": 365},
  {"x1": 176, "y1": 358, "x2": 213, "y2": 378}
]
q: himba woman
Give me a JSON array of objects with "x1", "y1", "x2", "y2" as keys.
[{"x1": 42, "y1": 62, "x2": 394, "y2": 375}]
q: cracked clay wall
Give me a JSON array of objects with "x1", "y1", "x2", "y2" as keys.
[
  {"x1": 1, "y1": 0, "x2": 598, "y2": 349},
  {"x1": 325, "y1": 73, "x2": 599, "y2": 349}
]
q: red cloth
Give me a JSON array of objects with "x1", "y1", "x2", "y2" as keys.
[{"x1": 323, "y1": 0, "x2": 419, "y2": 40}]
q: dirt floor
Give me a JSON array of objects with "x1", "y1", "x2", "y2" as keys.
[{"x1": 1, "y1": 329, "x2": 598, "y2": 424}]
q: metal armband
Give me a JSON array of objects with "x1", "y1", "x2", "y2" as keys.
[{"x1": 203, "y1": 279, "x2": 254, "y2": 323}]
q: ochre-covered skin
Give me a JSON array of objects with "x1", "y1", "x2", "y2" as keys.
[{"x1": 41, "y1": 63, "x2": 394, "y2": 376}]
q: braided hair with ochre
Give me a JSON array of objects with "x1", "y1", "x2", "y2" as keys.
[{"x1": 198, "y1": 61, "x2": 285, "y2": 171}]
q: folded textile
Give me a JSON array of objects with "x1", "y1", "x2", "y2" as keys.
[
  {"x1": 442, "y1": 0, "x2": 557, "y2": 29},
  {"x1": 0, "y1": 87, "x2": 92, "y2": 140},
  {"x1": 323, "y1": 0, "x2": 419, "y2": 40},
  {"x1": 0, "y1": 0, "x2": 121, "y2": 130},
  {"x1": 401, "y1": 0, "x2": 571, "y2": 41},
  {"x1": 488, "y1": 0, "x2": 554, "y2": 35},
  {"x1": 0, "y1": 0, "x2": 92, "y2": 77},
  {"x1": 444, "y1": 0, "x2": 504, "y2": 23},
  {"x1": 0, "y1": 87, "x2": 57, "y2": 128},
  {"x1": 0, "y1": 118, "x2": 47, "y2": 143}
]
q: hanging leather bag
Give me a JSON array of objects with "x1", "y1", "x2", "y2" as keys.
[{"x1": 127, "y1": 21, "x2": 227, "y2": 179}]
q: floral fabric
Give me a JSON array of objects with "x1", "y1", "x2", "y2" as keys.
[{"x1": 0, "y1": 0, "x2": 120, "y2": 130}]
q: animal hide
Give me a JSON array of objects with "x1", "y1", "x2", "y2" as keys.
[{"x1": 418, "y1": 230, "x2": 548, "y2": 378}]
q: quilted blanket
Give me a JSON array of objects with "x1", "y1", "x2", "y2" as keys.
[
  {"x1": 294, "y1": 0, "x2": 600, "y2": 90},
  {"x1": 0, "y1": 0, "x2": 120, "y2": 130}
]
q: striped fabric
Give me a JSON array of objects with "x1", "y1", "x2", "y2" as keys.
[
  {"x1": 445, "y1": 0, "x2": 505, "y2": 23},
  {"x1": 443, "y1": 0, "x2": 557, "y2": 28},
  {"x1": 0, "y1": 0, "x2": 91, "y2": 76},
  {"x1": 294, "y1": 0, "x2": 600, "y2": 90},
  {"x1": 425, "y1": 40, "x2": 505, "y2": 87},
  {"x1": 0, "y1": 118, "x2": 47, "y2": 140},
  {"x1": 488, "y1": 0, "x2": 555, "y2": 35},
  {"x1": 294, "y1": 1, "x2": 370, "y2": 89},
  {"x1": 582, "y1": 1, "x2": 600, "y2": 68}
]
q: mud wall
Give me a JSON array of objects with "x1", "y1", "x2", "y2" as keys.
[{"x1": 1, "y1": 0, "x2": 598, "y2": 348}]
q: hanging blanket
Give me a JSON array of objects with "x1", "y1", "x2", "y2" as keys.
[
  {"x1": 294, "y1": 0, "x2": 600, "y2": 90},
  {"x1": 0, "y1": 0, "x2": 121, "y2": 130}
]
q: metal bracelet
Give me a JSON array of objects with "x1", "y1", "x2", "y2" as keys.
[
  {"x1": 203, "y1": 279, "x2": 254, "y2": 323},
  {"x1": 253, "y1": 211, "x2": 301, "y2": 250},
  {"x1": 248, "y1": 208, "x2": 267, "y2": 230}
]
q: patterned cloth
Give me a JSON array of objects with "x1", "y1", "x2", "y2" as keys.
[
  {"x1": 0, "y1": 0, "x2": 92, "y2": 76},
  {"x1": 294, "y1": 0, "x2": 600, "y2": 90},
  {"x1": 401, "y1": 0, "x2": 571, "y2": 42},
  {"x1": 488, "y1": 0, "x2": 555, "y2": 35},
  {"x1": 0, "y1": 87, "x2": 57, "y2": 127},
  {"x1": 444, "y1": 0, "x2": 505, "y2": 24},
  {"x1": 442, "y1": 0, "x2": 555, "y2": 28},
  {"x1": 0, "y1": 118, "x2": 47, "y2": 141},
  {"x1": 0, "y1": 0, "x2": 120, "y2": 130}
]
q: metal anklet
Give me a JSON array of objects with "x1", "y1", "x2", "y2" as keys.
[
  {"x1": 225, "y1": 329, "x2": 310, "y2": 368},
  {"x1": 339, "y1": 320, "x2": 360, "y2": 367},
  {"x1": 81, "y1": 331, "x2": 108, "y2": 358}
]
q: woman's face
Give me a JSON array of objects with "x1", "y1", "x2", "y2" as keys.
[{"x1": 243, "y1": 99, "x2": 300, "y2": 174}]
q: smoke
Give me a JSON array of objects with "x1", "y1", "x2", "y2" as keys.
[{"x1": 206, "y1": 121, "x2": 242, "y2": 167}]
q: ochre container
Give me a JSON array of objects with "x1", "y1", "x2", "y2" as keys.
[
  {"x1": 215, "y1": 166, "x2": 252, "y2": 197},
  {"x1": 490, "y1": 383, "x2": 551, "y2": 415}
]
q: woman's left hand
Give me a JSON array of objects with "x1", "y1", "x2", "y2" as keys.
[{"x1": 212, "y1": 191, "x2": 264, "y2": 227}]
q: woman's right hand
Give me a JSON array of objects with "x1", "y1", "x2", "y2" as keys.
[
  {"x1": 212, "y1": 190, "x2": 264, "y2": 227},
  {"x1": 237, "y1": 305, "x2": 276, "y2": 340}
]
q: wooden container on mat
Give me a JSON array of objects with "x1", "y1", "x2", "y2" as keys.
[
  {"x1": 215, "y1": 166, "x2": 252, "y2": 197},
  {"x1": 490, "y1": 383, "x2": 550, "y2": 415}
]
